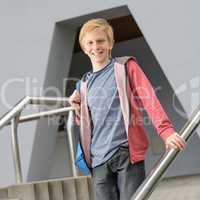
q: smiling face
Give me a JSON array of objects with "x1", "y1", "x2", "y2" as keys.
[{"x1": 82, "y1": 28, "x2": 113, "y2": 71}]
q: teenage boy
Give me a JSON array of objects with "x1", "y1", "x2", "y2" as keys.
[{"x1": 69, "y1": 18, "x2": 186, "y2": 200}]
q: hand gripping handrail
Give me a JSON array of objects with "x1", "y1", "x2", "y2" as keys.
[
  {"x1": 131, "y1": 105, "x2": 200, "y2": 200},
  {"x1": 0, "y1": 96, "x2": 76, "y2": 184}
]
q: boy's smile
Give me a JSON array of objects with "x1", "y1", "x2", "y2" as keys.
[{"x1": 83, "y1": 28, "x2": 113, "y2": 72}]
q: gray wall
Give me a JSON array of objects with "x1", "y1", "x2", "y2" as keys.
[{"x1": 0, "y1": 1, "x2": 200, "y2": 186}]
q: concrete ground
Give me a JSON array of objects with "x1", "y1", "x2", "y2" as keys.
[{"x1": 149, "y1": 174, "x2": 200, "y2": 200}]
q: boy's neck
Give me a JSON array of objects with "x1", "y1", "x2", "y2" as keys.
[{"x1": 92, "y1": 58, "x2": 111, "y2": 72}]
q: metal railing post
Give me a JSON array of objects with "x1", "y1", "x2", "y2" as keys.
[
  {"x1": 66, "y1": 110, "x2": 77, "y2": 177},
  {"x1": 11, "y1": 114, "x2": 23, "y2": 184}
]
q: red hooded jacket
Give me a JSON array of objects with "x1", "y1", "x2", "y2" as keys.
[{"x1": 78, "y1": 57, "x2": 174, "y2": 167}]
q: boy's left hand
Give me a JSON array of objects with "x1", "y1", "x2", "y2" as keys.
[{"x1": 165, "y1": 132, "x2": 186, "y2": 150}]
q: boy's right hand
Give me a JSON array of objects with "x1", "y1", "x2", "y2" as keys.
[{"x1": 69, "y1": 90, "x2": 81, "y2": 124}]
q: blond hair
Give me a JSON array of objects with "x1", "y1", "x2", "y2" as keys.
[{"x1": 79, "y1": 18, "x2": 114, "y2": 52}]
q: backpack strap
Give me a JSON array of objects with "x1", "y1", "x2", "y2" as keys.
[{"x1": 115, "y1": 56, "x2": 137, "y2": 65}]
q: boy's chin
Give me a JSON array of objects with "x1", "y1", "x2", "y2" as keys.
[{"x1": 92, "y1": 56, "x2": 109, "y2": 62}]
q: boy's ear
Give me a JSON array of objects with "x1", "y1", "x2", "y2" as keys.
[
  {"x1": 110, "y1": 44, "x2": 113, "y2": 50},
  {"x1": 81, "y1": 42, "x2": 87, "y2": 54},
  {"x1": 109, "y1": 40, "x2": 114, "y2": 50}
]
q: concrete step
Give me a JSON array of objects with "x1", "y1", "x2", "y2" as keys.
[
  {"x1": 0, "y1": 175, "x2": 200, "y2": 200},
  {"x1": 0, "y1": 176, "x2": 93, "y2": 200},
  {"x1": 8, "y1": 184, "x2": 35, "y2": 200}
]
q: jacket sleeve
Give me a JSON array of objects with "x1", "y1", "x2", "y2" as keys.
[{"x1": 127, "y1": 59, "x2": 175, "y2": 141}]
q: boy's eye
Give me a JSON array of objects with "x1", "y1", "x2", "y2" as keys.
[
  {"x1": 87, "y1": 41, "x2": 93, "y2": 45},
  {"x1": 85, "y1": 39, "x2": 106, "y2": 46},
  {"x1": 97, "y1": 39, "x2": 105, "y2": 43}
]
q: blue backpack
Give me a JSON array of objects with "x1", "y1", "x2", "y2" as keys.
[{"x1": 75, "y1": 142, "x2": 91, "y2": 175}]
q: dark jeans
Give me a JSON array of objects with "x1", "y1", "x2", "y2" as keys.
[{"x1": 92, "y1": 146, "x2": 145, "y2": 200}]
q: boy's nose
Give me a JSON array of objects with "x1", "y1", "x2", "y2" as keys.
[{"x1": 93, "y1": 42, "x2": 100, "y2": 50}]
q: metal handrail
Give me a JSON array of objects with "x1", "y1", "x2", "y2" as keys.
[
  {"x1": 0, "y1": 96, "x2": 31, "y2": 130},
  {"x1": 131, "y1": 105, "x2": 200, "y2": 200},
  {"x1": 1, "y1": 95, "x2": 200, "y2": 199},
  {"x1": 0, "y1": 96, "x2": 70, "y2": 130},
  {"x1": 5, "y1": 107, "x2": 74, "y2": 126},
  {"x1": 0, "y1": 96, "x2": 76, "y2": 184}
]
